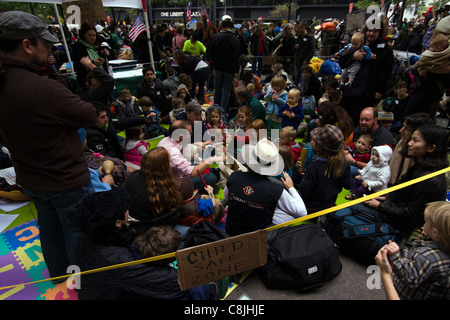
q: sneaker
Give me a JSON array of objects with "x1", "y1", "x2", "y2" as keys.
[{"x1": 345, "y1": 82, "x2": 352, "y2": 87}]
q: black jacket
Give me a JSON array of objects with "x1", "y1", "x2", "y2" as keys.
[
  {"x1": 294, "y1": 33, "x2": 315, "y2": 64},
  {"x1": 378, "y1": 164, "x2": 447, "y2": 235},
  {"x1": 339, "y1": 38, "x2": 394, "y2": 98},
  {"x1": 86, "y1": 122, "x2": 124, "y2": 160},
  {"x1": 205, "y1": 29, "x2": 240, "y2": 74},
  {"x1": 76, "y1": 240, "x2": 186, "y2": 300}
]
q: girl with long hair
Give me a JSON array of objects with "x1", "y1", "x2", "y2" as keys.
[
  {"x1": 123, "y1": 147, "x2": 183, "y2": 228},
  {"x1": 298, "y1": 124, "x2": 352, "y2": 214}
]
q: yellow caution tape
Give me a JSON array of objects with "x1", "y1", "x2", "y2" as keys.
[{"x1": 0, "y1": 166, "x2": 448, "y2": 291}]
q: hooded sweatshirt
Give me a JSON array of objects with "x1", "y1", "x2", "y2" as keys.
[{"x1": 359, "y1": 145, "x2": 393, "y2": 192}]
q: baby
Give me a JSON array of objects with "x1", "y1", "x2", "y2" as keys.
[
  {"x1": 346, "y1": 145, "x2": 392, "y2": 200},
  {"x1": 346, "y1": 133, "x2": 373, "y2": 175},
  {"x1": 337, "y1": 32, "x2": 376, "y2": 89},
  {"x1": 413, "y1": 33, "x2": 450, "y2": 74}
]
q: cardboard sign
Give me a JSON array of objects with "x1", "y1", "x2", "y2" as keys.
[
  {"x1": 63, "y1": 0, "x2": 106, "y2": 24},
  {"x1": 176, "y1": 230, "x2": 268, "y2": 291}
]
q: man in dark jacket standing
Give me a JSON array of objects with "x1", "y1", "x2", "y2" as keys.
[
  {"x1": 294, "y1": 23, "x2": 316, "y2": 85},
  {"x1": 205, "y1": 15, "x2": 240, "y2": 112},
  {"x1": 0, "y1": 11, "x2": 97, "y2": 279},
  {"x1": 339, "y1": 17, "x2": 394, "y2": 126}
]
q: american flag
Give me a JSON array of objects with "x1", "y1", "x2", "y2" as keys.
[
  {"x1": 187, "y1": 1, "x2": 191, "y2": 21},
  {"x1": 129, "y1": 15, "x2": 145, "y2": 42},
  {"x1": 201, "y1": 3, "x2": 209, "y2": 23}
]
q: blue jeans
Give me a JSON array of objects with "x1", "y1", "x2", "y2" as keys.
[
  {"x1": 23, "y1": 180, "x2": 95, "y2": 278},
  {"x1": 213, "y1": 69, "x2": 234, "y2": 111}
]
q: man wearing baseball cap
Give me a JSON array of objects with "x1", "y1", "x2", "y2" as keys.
[{"x1": 0, "y1": 11, "x2": 98, "y2": 280}]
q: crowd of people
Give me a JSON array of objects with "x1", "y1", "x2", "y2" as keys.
[{"x1": 0, "y1": 6, "x2": 449, "y2": 300}]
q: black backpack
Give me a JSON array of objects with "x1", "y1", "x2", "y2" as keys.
[
  {"x1": 259, "y1": 224, "x2": 342, "y2": 291},
  {"x1": 183, "y1": 220, "x2": 229, "y2": 248}
]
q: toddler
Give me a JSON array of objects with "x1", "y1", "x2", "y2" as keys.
[
  {"x1": 278, "y1": 88, "x2": 304, "y2": 131},
  {"x1": 115, "y1": 87, "x2": 141, "y2": 119},
  {"x1": 346, "y1": 133, "x2": 373, "y2": 177},
  {"x1": 376, "y1": 201, "x2": 450, "y2": 300},
  {"x1": 138, "y1": 96, "x2": 166, "y2": 139},
  {"x1": 124, "y1": 126, "x2": 148, "y2": 166},
  {"x1": 279, "y1": 126, "x2": 303, "y2": 162},
  {"x1": 161, "y1": 97, "x2": 186, "y2": 124},
  {"x1": 264, "y1": 75, "x2": 288, "y2": 132},
  {"x1": 337, "y1": 32, "x2": 376, "y2": 89},
  {"x1": 414, "y1": 33, "x2": 449, "y2": 74},
  {"x1": 346, "y1": 145, "x2": 392, "y2": 200}
]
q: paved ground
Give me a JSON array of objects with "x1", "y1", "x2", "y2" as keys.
[{"x1": 225, "y1": 252, "x2": 387, "y2": 300}]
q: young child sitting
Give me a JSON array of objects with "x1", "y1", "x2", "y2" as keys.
[
  {"x1": 298, "y1": 124, "x2": 352, "y2": 214},
  {"x1": 241, "y1": 70, "x2": 263, "y2": 99},
  {"x1": 318, "y1": 77, "x2": 342, "y2": 106},
  {"x1": 138, "y1": 96, "x2": 167, "y2": 139},
  {"x1": 124, "y1": 126, "x2": 148, "y2": 167},
  {"x1": 229, "y1": 105, "x2": 253, "y2": 161},
  {"x1": 177, "y1": 178, "x2": 224, "y2": 227},
  {"x1": 176, "y1": 83, "x2": 192, "y2": 105},
  {"x1": 273, "y1": 145, "x2": 302, "y2": 186},
  {"x1": 205, "y1": 106, "x2": 226, "y2": 144},
  {"x1": 264, "y1": 75, "x2": 288, "y2": 132},
  {"x1": 161, "y1": 97, "x2": 186, "y2": 124},
  {"x1": 279, "y1": 126, "x2": 303, "y2": 162},
  {"x1": 115, "y1": 87, "x2": 141, "y2": 119},
  {"x1": 346, "y1": 145, "x2": 393, "y2": 200},
  {"x1": 336, "y1": 32, "x2": 376, "y2": 89},
  {"x1": 278, "y1": 88, "x2": 304, "y2": 132},
  {"x1": 131, "y1": 225, "x2": 214, "y2": 299},
  {"x1": 345, "y1": 133, "x2": 373, "y2": 177},
  {"x1": 381, "y1": 80, "x2": 410, "y2": 133},
  {"x1": 375, "y1": 201, "x2": 450, "y2": 300}
]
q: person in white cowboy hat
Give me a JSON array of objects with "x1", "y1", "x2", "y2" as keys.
[{"x1": 223, "y1": 138, "x2": 307, "y2": 236}]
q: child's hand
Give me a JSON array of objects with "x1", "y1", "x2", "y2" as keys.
[
  {"x1": 371, "y1": 54, "x2": 377, "y2": 59},
  {"x1": 375, "y1": 247, "x2": 392, "y2": 275},
  {"x1": 204, "y1": 185, "x2": 214, "y2": 197},
  {"x1": 355, "y1": 174, "x2": 362, "y2": 180},
  {"x1": 362, "y1": 180, "x2": 368, "y2": 187},
  {"x1": 384, "y1": 240, "x2": 400, "y2": 256},
  {"x1": 280, "y1": 172, "x2": 294, "y2": 189}
]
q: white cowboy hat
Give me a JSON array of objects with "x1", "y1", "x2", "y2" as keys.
[{"x1": 241, "y1": 138, "x2": 284, "y2": 176}]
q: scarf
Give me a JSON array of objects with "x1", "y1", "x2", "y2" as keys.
[{"x1": 79, "y1": 39, "x2": 103, "y2": 69}]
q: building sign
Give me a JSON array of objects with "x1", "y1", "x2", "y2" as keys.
[{"x1": 154, "y1": 10, "x2": 201, "y2": 20}]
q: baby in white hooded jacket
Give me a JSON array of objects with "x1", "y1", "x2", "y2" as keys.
[{"x1": 347, "y1": 145, "x2": 393, "y2": 199}]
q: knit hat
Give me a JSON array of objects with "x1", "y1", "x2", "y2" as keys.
[
  {"x1": 311, "y1": 124, "x2": 344, "y2": 152},
  {"x1": 77, "y1": 187, "x2": 130, "y2": 235}
]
